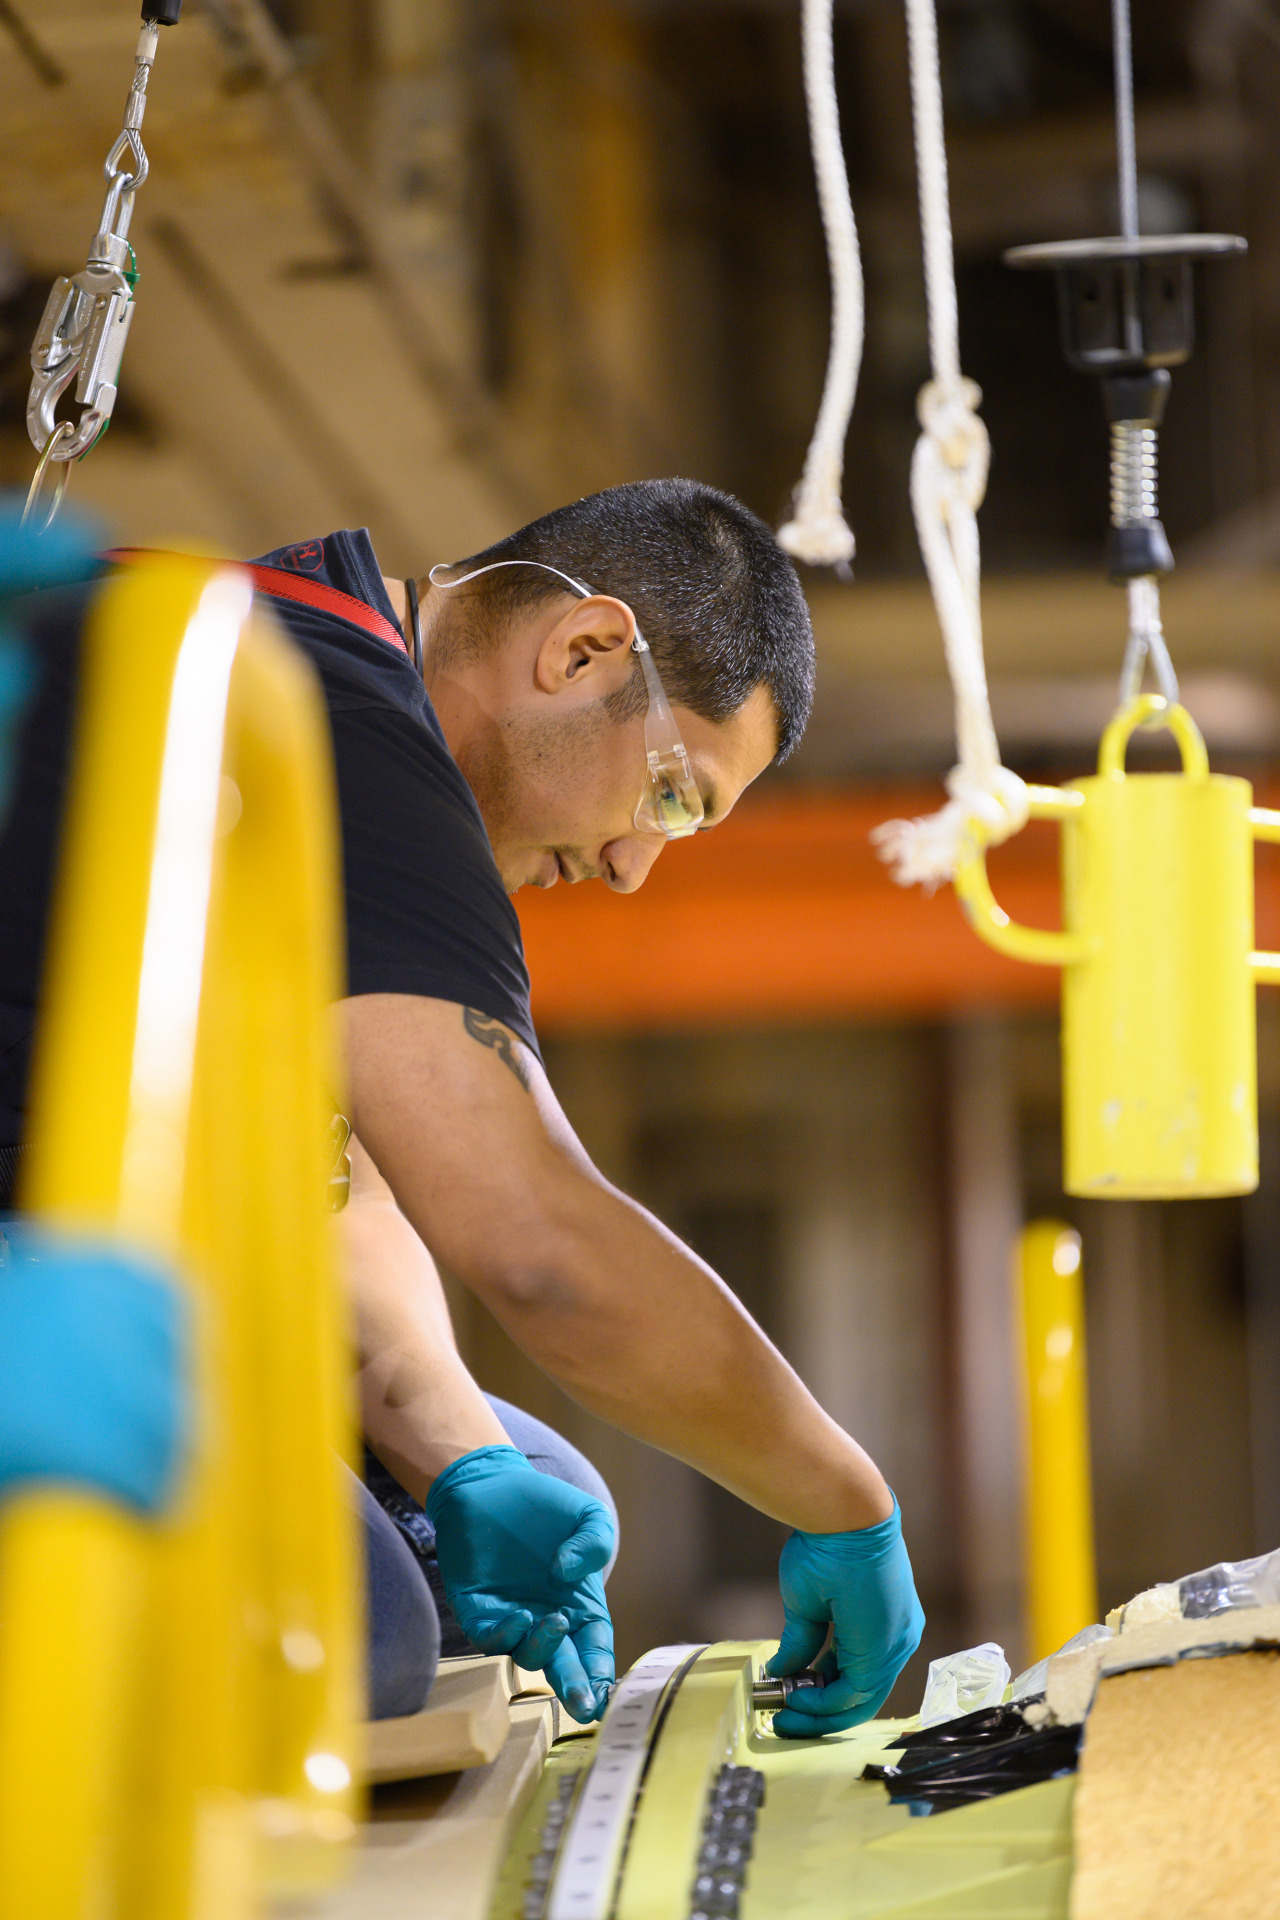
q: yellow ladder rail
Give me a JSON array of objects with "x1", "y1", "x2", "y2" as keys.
[{"x1": 0, "y1": 554, "x2": 361, "y2": 1919}]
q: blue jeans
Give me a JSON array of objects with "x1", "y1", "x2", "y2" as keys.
[{"x1": 355, "y1": 1395, "x2": 617, "y2": 1720}]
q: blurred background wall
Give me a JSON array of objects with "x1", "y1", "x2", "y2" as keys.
[{"x1": 5, "y1": 0, "x2": 1280, "y2": 1706}]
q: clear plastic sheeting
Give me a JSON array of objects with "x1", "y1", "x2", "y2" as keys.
[
  {"x1": 1104, "y1": 1547, "x2": 1280, "y2": 1634},
  {"x1": 918, "y1": 1642, "x2": 1010, "y2": 1728},
  {"x1": 1010, "y1": 1622, "x2": 1113, "y2": 1703},
  {"x1": 1177, "y1": 1547, "x2": 1280, "y2": 1619}
]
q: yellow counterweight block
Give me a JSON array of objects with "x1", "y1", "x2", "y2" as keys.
[
  {"x1": 0, "y1": 554, "x2": 361, "y2": 1920},
  {"x1": 956, "y1": 695, "x2": 1280, "y2": 1198}
]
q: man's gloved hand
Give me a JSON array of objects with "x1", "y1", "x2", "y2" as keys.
[
  {"x1": 0, "y1": 1227, "x2": 189, "y2": 1512},
  {"x1": 767, "y1": 1494, "x2": 924, "y2": 1738},
  {"x1": 426, "y1": 1444, "x2": 615, "y2": 1724}
]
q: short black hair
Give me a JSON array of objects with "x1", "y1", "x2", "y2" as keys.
[{"x1": 438, "y1": 479, "x2": 815, "y2": 761}]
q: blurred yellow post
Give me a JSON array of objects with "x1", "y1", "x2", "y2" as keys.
[
  {"x1": 0, "y1": 555, "x2": 360, "y2": 1919},
  {"x1": 1018, "y1": 1220, "x2": 1098, "y2": 1663}
]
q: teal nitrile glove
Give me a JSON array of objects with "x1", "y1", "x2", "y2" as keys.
[
  {"x1": 0, "y1": 1226, "x2": 190, "y2": 1513},
  {"x1": 426, "y1": 1444, "x2": 615, "y2": 1724},
  {"x1": 767, "y1": 1493, "x2": 925, "y2": 1738}
]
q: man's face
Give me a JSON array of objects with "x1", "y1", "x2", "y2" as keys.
[
  {"x1": 469, "y1": 681, "x2": 779, "y2": 893},
  {"x1": 430, "y1": 589, "x2": 780, "y2": 894}
]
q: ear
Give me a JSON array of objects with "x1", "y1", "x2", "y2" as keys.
[{"x1": 532, "y1": 595, "x2": 636, "y2": 697}]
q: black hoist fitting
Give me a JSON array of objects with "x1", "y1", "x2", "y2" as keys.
[
  {"x1": 1005, "y1": 233, "x2": 1245, "y2": 582},
  {"x1": 145, "y1": 1, "x2": 182, "y2": 23}
]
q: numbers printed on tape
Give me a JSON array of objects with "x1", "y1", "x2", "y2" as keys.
[{"x1": 546, "y1": 1646, "x2": 704, "y2": 1920}]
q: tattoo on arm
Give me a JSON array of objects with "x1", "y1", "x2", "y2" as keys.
[{"x1": 462, "y1": 1007, "x2": 531, "y2": 1092}]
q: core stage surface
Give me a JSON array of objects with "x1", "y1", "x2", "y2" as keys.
[{"x1": 284, "y1": 1642, "x2": 1073, "y2": 1920}]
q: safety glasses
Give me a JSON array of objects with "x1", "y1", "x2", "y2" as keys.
[{"x1": 428, "y1": 559, "x2": 706, "y2": 839}]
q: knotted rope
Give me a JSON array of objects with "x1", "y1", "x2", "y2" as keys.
[{"x1": 872, "y1": 0, "x2": 1027, "y2": 887}]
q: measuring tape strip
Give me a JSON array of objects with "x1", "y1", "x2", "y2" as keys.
[{"x1": 547, "y1": 1644, "x2": 705, "y2": 1920}]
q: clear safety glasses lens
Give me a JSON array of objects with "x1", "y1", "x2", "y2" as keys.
[
  {"x1": 635, "y1": 745, "x2": 704, "y2": 838},
  {"x1": 632, "y1": 640, "x2": 705, "y2": 839}
]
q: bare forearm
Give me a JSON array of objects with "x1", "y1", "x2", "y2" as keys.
[
  {"x1": 557, "y1": 1186, "x2": 885, "y2": 1532},
  {"x1": 419, "y1": 1165, "x2": 888, "y2": 1534},
  {"x1": 358, "y1": 1340, "x2": 507, "y2": 1505},
  {"x1": 344, "y1": 1141, "x2": 508, "y2": 1501}
]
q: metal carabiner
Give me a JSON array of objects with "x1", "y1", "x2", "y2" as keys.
[
  {"x1": 22, "y1": 12, "x2": 172, "y2": 526},
  {"x1": 27, "y1": 265, "x2": 135, "y2": 464}
]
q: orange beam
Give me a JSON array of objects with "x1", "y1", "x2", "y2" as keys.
[{"x1": 517, "y1": 783, "x2": 1280, "y2": 1034}]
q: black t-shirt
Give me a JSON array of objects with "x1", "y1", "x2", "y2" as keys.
[{"x1": 0, "y1": 528, "x2": 538, "y2": 1158}]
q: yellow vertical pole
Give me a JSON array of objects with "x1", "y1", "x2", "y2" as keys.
[{"x1": 1018, "y1": 1220, "x2": 1098, "y2": 1662}]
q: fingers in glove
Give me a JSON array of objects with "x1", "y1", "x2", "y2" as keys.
[
  {"x1": 774, "y1": 1670, "x2": 873, "y2": 1719},
  {"x1": 511, "y1": 1611, "x2": 570, "y2": 1672},
  {"x1": 772, "y1": 1699, "x2": 877, "y2": 1739},
  {"x1": 551, "y1": 1505, "x2": 615, "y2": 1584},
  {"x1": 546, "y1": 1636, "x2": 604, "y2": 1724},
  {"x1": 767, "y1": 1610, "x2": 828, "y2": 1678},
  {"x1": 456, "y1": 1608, "x2": 534, "y2": 1656},
  {"x1": 567, "y1": 1615, "x2": 614, "y2": 1707}
]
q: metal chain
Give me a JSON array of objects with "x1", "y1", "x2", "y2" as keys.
[{"x1": 24, "y1": 13, "x2": 178, "y2": 528}]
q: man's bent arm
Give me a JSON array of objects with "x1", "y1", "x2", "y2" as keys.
[
  {"x1": 344, "y1": 994, "x2": 892, "y2": 1535},
  {"x1": 343, "y1": 1132, "x2": 509, "y2": 1502}
]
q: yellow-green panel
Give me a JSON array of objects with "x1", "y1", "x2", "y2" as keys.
[{"x1": 489, "y1": 1642, "x2": 1074, "y2": 1920}]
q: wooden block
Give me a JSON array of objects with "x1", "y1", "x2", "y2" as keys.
[
  {"x1": 361, "y1": 1657, "x2": 562, "y2": 1784},
  {"x1": 1071, "y1": 1648, "x2": 1280, "y2": 1920},
  {"x1": 364, "y1": 1659, "x2": 514, "y2": 1783}
]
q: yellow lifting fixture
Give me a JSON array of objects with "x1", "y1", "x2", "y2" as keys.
[
  {"x1": 958, "y1": 700, "x2": 1280, "y2": 1199},
  {"x1": 867, "y1": 0, "x2": 1257, "y2": 1200}
]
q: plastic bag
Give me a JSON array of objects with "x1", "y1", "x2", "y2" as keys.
[
  {"x1": 1177, "y1": 1547, "x2": 1280, "y2": 1619},
  {"x1": 918, "y1": 1641, "x2": 1010, "y2": 1727},
  {"x1": 1106, "y1": 1547, "x2": 1280, "y2": 1633},
  {"x1": 1010, "y1": 1621, "x2": 1113, "y2": 1702}
]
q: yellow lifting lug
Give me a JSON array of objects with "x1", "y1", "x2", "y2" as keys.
[{"x1": 956, "y1": 695, "x2": 1280, "y2": 1197}]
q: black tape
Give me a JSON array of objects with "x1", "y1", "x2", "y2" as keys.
[
  {"x1": 145, "y1": 2, "x2": 183, "y2": 24},
  {"x1": 862, "y1": 1703, "x2": 1082, "y2": 1814}
]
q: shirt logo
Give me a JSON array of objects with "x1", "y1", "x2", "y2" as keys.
[{"x1": 280, "y1": 540, "x2": 325, "y2": 573}]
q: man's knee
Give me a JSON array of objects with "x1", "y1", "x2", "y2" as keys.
[
  {"x1": 350, "y1": 1466, "x2": 441, "y2": 1718},
  {"x1": 483, "y1": 1394, "x2": 619, "y2": 1578}
]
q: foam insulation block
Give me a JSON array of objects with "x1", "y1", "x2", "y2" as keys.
[
  {"x1": 1070, "y1": 1648, "x2": 1280, "y2": 1920},
  {"x1": 1046, "y1": 1601, "x2": 1280, "y2": 1725}
]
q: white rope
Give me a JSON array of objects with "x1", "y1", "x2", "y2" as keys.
[
  {"x1": 776, "y1": 0, "x2": 863, "y2": 570},
  {"x1": 872, "y1": 0, "x2": 1027, "y2": 889}
]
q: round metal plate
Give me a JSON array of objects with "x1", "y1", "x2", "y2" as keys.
[{"x1": 1004, "y1": 233, "x2": 1246, "y2": 269}]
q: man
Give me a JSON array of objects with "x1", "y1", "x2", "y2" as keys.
[{"x1": 0, "y1": 479, "x2": 923, "y2": 1736}]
